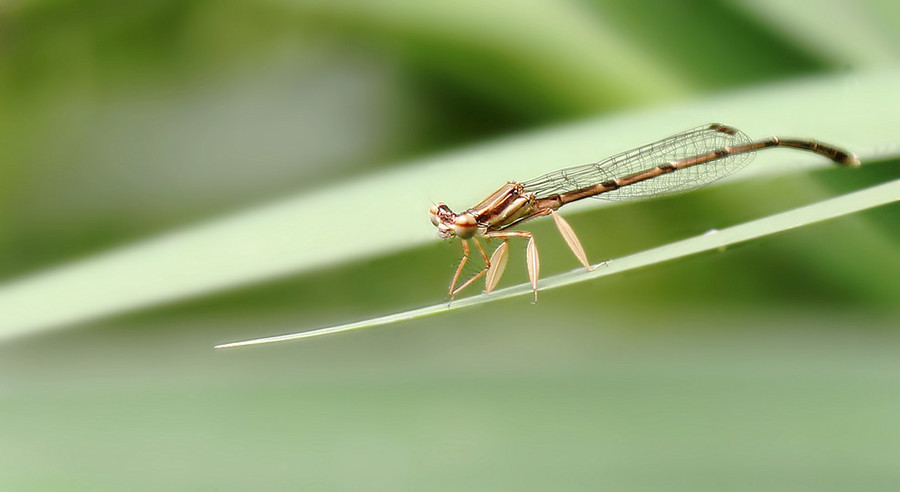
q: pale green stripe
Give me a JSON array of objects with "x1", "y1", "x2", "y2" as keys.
[{"x1": 1, "y1": 68, "x2": 899, "y2": 342}]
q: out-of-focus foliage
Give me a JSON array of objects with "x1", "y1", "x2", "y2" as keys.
[
  {"x1": 0, "y1": 1, "x2": 898, "y2": 490},
  {"x1": 3, "y1": 0, "x2": 882, "y2": 278}
]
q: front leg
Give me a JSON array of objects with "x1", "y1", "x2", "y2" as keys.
[{"x1": 448, "y1": 238, "x2": 492, "y2": 299}]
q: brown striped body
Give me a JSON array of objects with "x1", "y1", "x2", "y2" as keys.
[{"x1": 429, "y1": 123, "x2": 859, "y2": 300}]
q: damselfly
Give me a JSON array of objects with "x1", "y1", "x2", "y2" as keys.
[{"x1": 429, "y1": 123, "x2": 859, "y2": 301}]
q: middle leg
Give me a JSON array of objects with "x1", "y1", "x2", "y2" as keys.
[{"x1": 483, "y1": 230, "x2": 540, "y2": 302}]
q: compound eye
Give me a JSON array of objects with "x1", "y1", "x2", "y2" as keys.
[
  {"x1": 429, "y1": 202, "x2": 448, "y2": 226},
  {"x1": 452, "y1": 214, "x2": 477, "y2": 238},
  {"x1": 454, "y1": 215, "x2": 475, "y2": 227}
]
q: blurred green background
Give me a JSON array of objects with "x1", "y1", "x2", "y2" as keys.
[{"x1": 1, "y1": 0, "x2": 899, "y2": 490}]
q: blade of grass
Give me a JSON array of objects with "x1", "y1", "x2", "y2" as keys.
[
  {"x1": 216, "y1": 179, "x2": 900, "y2": 348},
  {"x1": 267, "y1": 0, "x2": 692, "y2": 112},
  {"x1": 1, "y1": 67, "x2": 899, "y2": 344}
]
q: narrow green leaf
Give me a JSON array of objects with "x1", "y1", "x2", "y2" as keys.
[{"x1": 216, "y1": 179, "x2": 899, "y2": 348}]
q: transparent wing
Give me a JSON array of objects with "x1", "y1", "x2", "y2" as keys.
[{"x1": 521, "y1": 123, "x2": 754, "y2": 200}]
